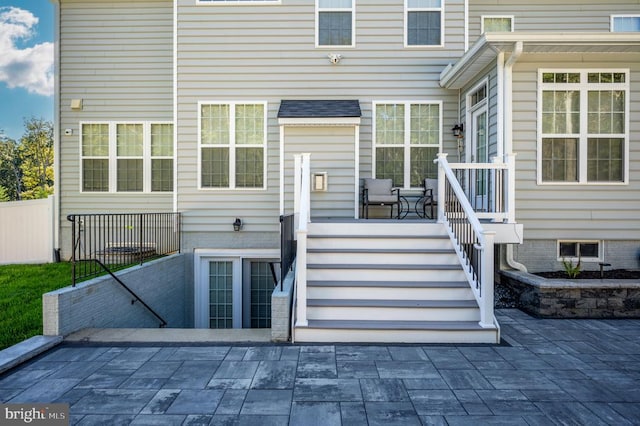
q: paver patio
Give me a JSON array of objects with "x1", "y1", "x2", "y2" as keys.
[{"x1": 1, "y1": 309, "x2": 639, "y2": 425}]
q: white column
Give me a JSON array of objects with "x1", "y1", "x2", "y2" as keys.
[{"x1": 479, "y1": 230, "x2": 496, "y2": 328}]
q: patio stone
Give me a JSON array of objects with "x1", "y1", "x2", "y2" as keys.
[
  {"x1": 164, "y1": 361, "x2": 220, "y2": 389},
  {"x1": 207, "y1": 378, "x2": 253, "y2": 390},
  {"x1": 336, "y1": 361, "x2": 378, "y2": 378},
  {"x1": 182, "y1": 415, "x2": 212, "y2": 425},
  {"x1": 360, "y1": 378, "x2": 409, "y2": 402},
  {"x1": 290, "y1": 402, "x2": 341, "y2": 426},
  {"x1": 365, "y1": 401, "x2": 422, "y2": 426},
  {"x1": 376, "y1": 361, "x2": 439, "y2": 378},
  {"x1": 130, "y1": 414, "x2": 186, "y2": 425},
  {"x1": 213, "y1": 361, "x2": 260, "y2": 379},
  {"x1": 165, "y1": 389, "x2": 225, "y2": 415},
  {"x1": 438, "y1": 369, "x2": 493, "y2": 390},
  {"x1": 243, "y1": 347, "x2": 282, "y2": 361},
  {"x1": 240, "y1": 389, "x2": 292, "y2": 415},
  {"x1": 75, "y1": 414, "x2": 136, "y2": 425},
  {"x1": 72, "y1": 389, "x2": 158, "y2": 415},
  {"x1": 335, "y1": 346, "x2": 391, "y2": 361},
  {"x1": 140, "y1": 389, "x2": 180, "y2": 414},
  {"x1": 340, "y1": 402, "x2": 367, "y2": 426},
  {"x1": 293, "y1": 378, "x2": 362, "y2": 402},
  {"x1": 408, "y1": 389, "x2": 466, "y2": 416},
  {"x1": 215, "y1": 389, "x2": 247, "y2": 415},
  {"x1": 130, "y1": 361, "x2": 181, "y2": 379},
  {"x1": 166, "y1": 347, "x2": 230, "y2": 361},
  {"x1": 250, "y1": 360, "x2": 296, "y2": 389},
  {"x1": 75, "y1": 369, "x2": 132, "y2": 389},
  {"x1": 9, "y1": 378, "x2": 79, "y2": 402}
]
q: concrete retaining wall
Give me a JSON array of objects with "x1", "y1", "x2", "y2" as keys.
[
  {"x1": 43, "y1": 254, "x2": 186, "y2": 336},
  {"x1": 271, "y1": 266, "x2": 294, "y2": 342},
  {"x1": 500, "y1": 270, "x2": 640, "y2": 318}
]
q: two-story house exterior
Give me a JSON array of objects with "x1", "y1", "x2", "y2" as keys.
[{"x1": 53, "y1": 0, "x2": 640, "y2": 340}]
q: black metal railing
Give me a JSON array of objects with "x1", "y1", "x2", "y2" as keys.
[
  {"x1": 67, "y1": 212, "x2": 181, "y2": 285},
  {"x1": 280, "y1": 214, "x2": 296, "y2": 291},
  {"x1": 444, "y1": 179, "x2": 483, "y2": 294}
]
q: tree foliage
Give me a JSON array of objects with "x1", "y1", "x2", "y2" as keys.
[{"x1": 0, "y1": 118, "x2": 54, "y2": 201}]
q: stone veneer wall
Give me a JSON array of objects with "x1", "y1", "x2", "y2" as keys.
[
  {"x1": 43, "y1": 254, "x2": 186, "y2": 336},
  {"x1": 500, "y1": 270, "x2": 640, "y2": 318}
]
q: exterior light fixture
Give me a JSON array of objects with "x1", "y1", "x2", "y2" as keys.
[
  {"x1": 452, "y1": 123, "x2": 464, "y2": 138},
  {"x1": 233, "y1": 218, "x2": 243, "y2": 232}
]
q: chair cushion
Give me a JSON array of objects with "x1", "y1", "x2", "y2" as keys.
[
  {"x1": 424, "y1": 178, "x2": 438, "y2": 202},
  {"x1": 365, "y1": 178, "x2": 393, "y2": 195},
  {"x1": 368, "y1": 195, "x2": 399, "y2": 203}
]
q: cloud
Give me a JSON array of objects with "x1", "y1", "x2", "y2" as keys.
[{"x1": 0, "y1": 6, "x2": 53, "y2": 97}]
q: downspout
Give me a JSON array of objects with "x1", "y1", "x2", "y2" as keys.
[
  {"x1": 503, "y1": 41, "x2": 527, "y2": 272},
  {"x1": 51, "y1": 0, "x2": 61, "y2": 260}
]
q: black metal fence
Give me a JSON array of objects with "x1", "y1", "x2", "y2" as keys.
[
  {"x1": 454, "y1": 167, "x2": 505, "y2": 214},
  {"x1": 67, "y1": 212, "x2": 181, "y2": 285},
  {"x1": 280, "y1": 214, "x2": 296, "y2": 291}
]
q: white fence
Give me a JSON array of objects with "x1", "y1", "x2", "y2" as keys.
[{"x1": 0, "y1": 196, "x2": 55, "y2": 264}]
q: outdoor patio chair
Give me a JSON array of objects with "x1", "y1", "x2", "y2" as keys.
[
  {"x1": 422, "y1": 178, "x2": 438, "y2": 219},
  {"x1": 362, "y1": 178, "x2": 401, "y2": 219}
]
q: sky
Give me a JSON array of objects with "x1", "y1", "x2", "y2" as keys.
[{"x1": 0, "y1": 0, "x2": 53, "y2": 141}]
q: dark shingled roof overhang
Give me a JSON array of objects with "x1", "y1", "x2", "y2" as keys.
[{"x1": 277, "y1": 100, "x2": 362, "y2": 118}]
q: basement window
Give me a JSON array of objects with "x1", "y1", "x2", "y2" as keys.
[{"x1": 557, "y1": 241, "x2": 602, "y2": 262}]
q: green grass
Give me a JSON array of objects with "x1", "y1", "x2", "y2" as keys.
[{"x1": 0, "y1": 262, "x2": 72, "y2": 350}]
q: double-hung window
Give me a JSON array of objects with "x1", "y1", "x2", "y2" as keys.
[
  {"x1": 81, "y1": 122, "x2": 173, "y2": 192},
  {"x1": 611, "y1": 15, "x2": 640, "y2": 32},
  {"x1": 538, "y1": 70, "x2": 628, "y2": 184},
  {"x1": 316, "y1": 0, "x2": 355, "y2": 47},
  {"x1": 373, "y1": 102, "x2": 441, "y2": 188},
  {"x1": 199, "y1": 102, "x2": 267, "y2": 189},
  {"x1": 405, "y1": 0, "x2": 443, "y2": 47}
]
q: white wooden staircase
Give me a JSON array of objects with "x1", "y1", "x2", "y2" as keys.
[{"x1": 293, "y1": 221, "x2": 500, "y2": 343}]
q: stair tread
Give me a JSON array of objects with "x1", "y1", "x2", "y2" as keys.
[
  {"x1": 307, "y1": 299, "x2": 477, "y2": 308},
  {"x1": 307, "y1": 280, "x2": 469, "y2": 288},
  {"x1": 308, "y1": 234, "x2": 448, "y2": 239},
  {"x1": 307, "y1": 264, "x2": 462, "y2": 270},
  {"x1": 308, "y1": 248, "x2": 454, "y2": 254},
  {"x1": 304, "y1": 319, "x2": 495, "y2": 331}
]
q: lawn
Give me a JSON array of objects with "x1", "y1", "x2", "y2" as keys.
[{"x1": 0, "y1": 262, "x2": 72, "y2": 351}]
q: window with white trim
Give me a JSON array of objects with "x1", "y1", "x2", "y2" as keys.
[
  {"x1": 373, "y1": 102, "x2": 441, "y2": 188},
  {"x1": 538, "y1": 70, "x2": 628, "y2": 184},
  {"x1": 405, "y1": 0, "x2": 443, "y2": 47},
  {"x1": 611, "y1": 15, "x2": 640, "y2": 32},
  {"x1": 81, "y1": 122, "x2": 173, "y2": 193},
  {"x1": 316, "y1": 0, "x2": 354, "y2": 47},
  {"x1": 199, "y1": 102, "x2": 267, "y2": 189},
  {"x1": 557, "y1": 240, "x2": 602, "y2": 262},
  {"x1": 481, "y1": 15, "x2": 514, "y2": 33}
]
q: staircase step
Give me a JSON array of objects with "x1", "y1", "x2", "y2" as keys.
[
  {"x1": 308, "y1": 234, "x2": 448, "y2": 240},
  {"x1": 307, "y1": 248, "x2": 454, "y2": 254},
  {"x1": 307, "y1": 299, "x2": 477, "y2": 308},
  {"x1": 294, "y1": 320, "x2": 499, "y2": 343},
  {"x1": 307, "y1": 280, "x2": 468, "y2": 288},
  {"x1": 306, "y1": 319, "x2": 488, "y2": 330},
  {"x1": 307, "y1": 264, "x2": 462, "y2": 270}
]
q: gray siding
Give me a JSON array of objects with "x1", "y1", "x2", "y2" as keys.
[
  {"x1": 469, "y1": 0, "x2": 640, "y2": 41},
  {"x1": 176, "y1": 0, "x2": 465, "y2": 243},
  {"x1": 283, "y1": 126, "x2": 357, "y2": 219},
  {"x1": 511, "y1": 54, "x2": 640, "y2": 241},
  {"x1": 58, "y1": 0, "x2": 174, "y2": 256}
]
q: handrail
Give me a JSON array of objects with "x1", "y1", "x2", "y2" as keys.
[
  {"x1": 293, "y1": 153, "x2": 311, "y2": 327},
  {"x1": 75, "y1": 259, "x2": 167, "y2": 328},
  {"x1": 436, "y1": 153, "x2": 496, "y2": 328}
]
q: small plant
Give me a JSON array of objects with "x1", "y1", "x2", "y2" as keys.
[{"x1": 562, "y1": 256, "x2": 581, "y2": 278}]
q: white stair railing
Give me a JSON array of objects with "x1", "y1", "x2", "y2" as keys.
[
  {"x1": 293, "y1": 153, "x2": 311, "y2": 327},
  {"x1": 436, "y1": 153, "x2": 496, "y2": 328}
]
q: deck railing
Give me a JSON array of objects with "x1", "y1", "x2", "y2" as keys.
[
  {"x1": 280, "y1": 213, "x2": 296, "y2": 291},
  {"x1": 67, "y1": 212, "x2": 181, "y2": 285},
  {"x1": 293, "y1": 153, "x2": 311, "y2": 327},
  {"x1": 436, "y1": 154, "x2": 496, "y2": 328},
  {"x1": 447, "y1": 154, "x2": 515, "y2": 223}
]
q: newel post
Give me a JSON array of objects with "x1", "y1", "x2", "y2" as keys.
[
  {"x1": 479, "y1": 230, "x2": 496, "y2": 328},
  {"x1": 436, "y1": 153, "x2": 448, "y2": 223},
  {"x1": 505, "y1": 153, "x2": 517, "y2": 223}
]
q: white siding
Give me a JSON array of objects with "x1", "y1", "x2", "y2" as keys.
[
  {"x1": 469, "y1": 0, "x2": 640, "y2": 41},
  {"x1": 58, "y1": 0, "x2": 174, "y2": 257},
  {"x1": 176, "y1": 0, "x2": 465, "y2": 241},
  {"x1": 512, "y1": 54, "x2": 640, "y2": 241},
  {"x1": 283, "y1": 126, "x2": 357, "y2": 218}
]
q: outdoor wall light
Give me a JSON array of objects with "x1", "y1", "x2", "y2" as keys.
[
  {"x1": 452, "y1": 123, "x2": 464, "y2": 138},
  {"x1": 233, "y1": 218, "x2": 243, "y2": 232}
]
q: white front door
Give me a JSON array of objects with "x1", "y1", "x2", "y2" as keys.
[{"x1": 470, "y1": 106, "x2": 488, "y2": 210}]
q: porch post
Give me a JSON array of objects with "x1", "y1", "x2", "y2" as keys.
[
  {"x1": 479, "y1": 230, "x2": 496, "y2": 328},
  {"x1": 436, "y1": 153, "x2": 448, "y2": 223},
  {"x1": 506, "y1": 153, "x2": 516, "y2": 223}
]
